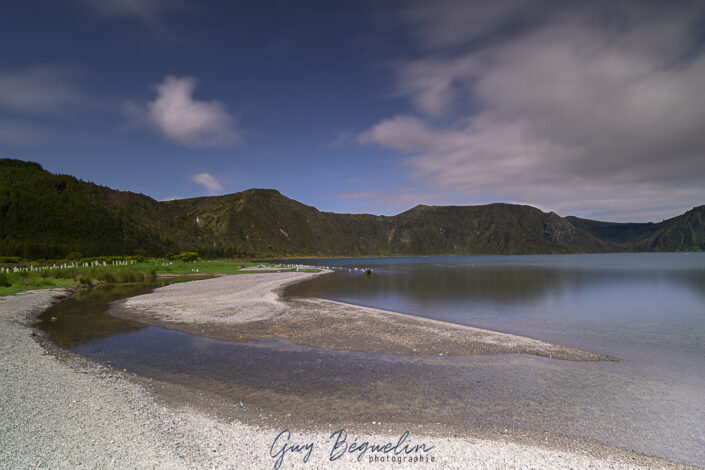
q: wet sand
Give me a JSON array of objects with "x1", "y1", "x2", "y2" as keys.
[{"x1": 111, "y1": 271, "x2": 618, "y2": 361}]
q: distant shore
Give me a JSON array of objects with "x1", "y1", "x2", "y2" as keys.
[
  {"x1": 111, "y1": 271, "x2": 617, "y2": 361},
  {"x1": 0, "y1": 287, "x2": 686, "y2": 469}
]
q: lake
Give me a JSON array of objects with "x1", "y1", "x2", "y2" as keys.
[{"x1": 38, "y1": 253, "x2": 705, "y2": 467}]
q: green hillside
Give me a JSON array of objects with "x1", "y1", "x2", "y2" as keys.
[
  {"x1": 1, "y1": 159, "x2": 703, "y2": 258},
  {"x1": 0, "y1": 159, "x2": 196, "y2": 258},
  {"x1": 635, "y1": 206, "x2": 705, "y2": 251},
  {"x1": 567, "y1": 206, "x2": 705, "y2": 252}
]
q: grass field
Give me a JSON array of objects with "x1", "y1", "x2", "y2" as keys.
[{"x1": 0, "y1": 259, "x2": 306, "y2": 297}]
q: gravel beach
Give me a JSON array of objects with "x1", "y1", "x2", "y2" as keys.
[
  {"x1": 0, "y1": 287, "x2": 689, "y2": 469},
  {"x1": 112, "y1": 272, "x2": 617, "y2": 361}
]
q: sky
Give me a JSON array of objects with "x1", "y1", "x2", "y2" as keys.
[{"x1": 2, "y1": 0, "x2": 705, "y2": 222}]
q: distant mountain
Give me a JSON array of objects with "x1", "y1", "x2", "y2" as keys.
[
  {"x1": 567, "y1": 206, "x2": 705, "y2": 252},
  {"x1": 1, "y1": 159, "x2": 703, "y2": 258}
]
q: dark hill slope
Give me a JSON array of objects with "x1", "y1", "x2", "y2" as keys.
[
  {"x1": 386, "y1": 204, "x2": 614, "y2": 255},
  {"x1": 162, "y1": 189, "x2": 391, "y2": 257},
  {"x1": 636, "y1": 206, "x2": 705, "y2": 251},
  {"x1": 567, "y1": 206, "x2": 705, "y2": 252},
  {"x1": 1, "y1": 159, "x2": 702, "y2": 258},
  {"x1": 0, "y1": 159, "x2": 199, "y2": 257},
  {"x1": 165, "y1": 194, "x2": 616, "y2": 257},
  {"x1": 565, "y1": 217, "x2": 661, "y2": 247}
]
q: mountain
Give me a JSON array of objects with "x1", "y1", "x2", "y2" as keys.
[
  {"x1": 567, "y1": 206, "x2": 705, "y2": 252},
  {"x1": 0, "y1": 159, "x2": 190, "y2": 258},
  {"x1": 0, "y1": 159, "x2": 703, "y2": 258}
]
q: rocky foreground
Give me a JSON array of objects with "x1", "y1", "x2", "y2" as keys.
[{"x1": 0, "y1": 288, "x2": 685, "y2": 469}]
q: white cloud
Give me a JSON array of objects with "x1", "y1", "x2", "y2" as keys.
[
  {"x1": 191, "y1": 172, "x2": 223, "y2": 194},
  {"x1": 0, "y1": 66, "x2": 86, "y2": 114},
  {"x1": 362, "y1": 1, "x2": 705, "y2": 222},
  {"x1": 358, "y1": 115, "x2": 440, "y2": 152},
  {"x1": 146, "y1": 76, "x2": 241, "y2": 148}
]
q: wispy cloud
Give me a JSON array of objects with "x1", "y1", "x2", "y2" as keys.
[
  {"x1": 338, "y1": 186, "x2": 457, "y2": 214},
  {"x1": 0, "y1": 66, "x2": 87, "y2": 115},
  {"x1": 0, "y1": 120, "x2": 54, "y2": 145},
  {"x1": 143, "y1": 75, "x2": 241, "y2": 148},
  {"x1": 362, "y1": 1, "x2": 705, "y2": 222},
  {"x1": 75, "y1": 0, "x2": 188, "y2": 38},
  {"x1": 79, "y1": 0, "x2": 176, "y2": 19},
  {"x1": 192, "y1": 172, "x2": 224, "y2": 194},
  {"x1": 329, "y1": 130, "x2": 356, "y2": 148}
]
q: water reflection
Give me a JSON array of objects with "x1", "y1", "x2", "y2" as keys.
[
  {"x1": 284, "y1": 254, "x2": 705, "y2": 363},
  {"x1": 36, "y1": 277, "x2": 210, "y2": 349},
  {"x1": 285, "y1": 255, "x2": 705, "y2": 309},
  {"x1": 37, "y1": 284, "x2": 149, "y2": 349},
  {"x1": 35, "y1": 255, "x2": 705, "y2": 467},
  {"x1": 70, "y1": 327, "x2": 705, "y2": 467}
]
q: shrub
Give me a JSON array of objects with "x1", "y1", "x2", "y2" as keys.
[
  {"x1": 66, "y1": 252, "x2": 83, "y2": 261},
  {"x1": 170, "y1": 251, "x2": 199, "y2": 262},
  {"x1": 131, "y1": 251, "x2": 147, "y2": 262},
  {"x1": 116, "y1": 271, "x2": 137, "y2": 283},
  {"x1": 55, "y1": 268, "x2": 78, "y2": 279},
  {"x1": 97, "y1": 271, "x2": 115, "y2": 283},
  {"x1": 0, "y1": 273, "x2": 11, "y2": 287}
]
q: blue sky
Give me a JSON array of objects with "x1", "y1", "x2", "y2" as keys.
[{"x1": 2, "y1": 1, "x2": 705, "y2": 222}]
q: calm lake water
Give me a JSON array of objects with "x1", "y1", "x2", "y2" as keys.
[{"x1": 38, "y1": 254, "x2": 705, "y2": 467}]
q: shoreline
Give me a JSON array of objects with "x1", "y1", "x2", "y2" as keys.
[
  {"x1": 0, "y1": 288, "x2": 690, "y2": 469},
  {"x1": 109, "y1": 271, "x2": 618, "y2": 361}
]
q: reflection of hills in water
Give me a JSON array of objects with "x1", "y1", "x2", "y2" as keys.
[
  {"x1": 37, "y1": 285, "x2": 149, "y2": 349},
  {"x1": 31, "y1": 254, "x2": 705, "y2": 467},
  {"x1": 36, "y1": 278, "x2": 208, "y2": 349},
  {"x1": 286, "y1": 261, "x2": 705, "y2": 306}
]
